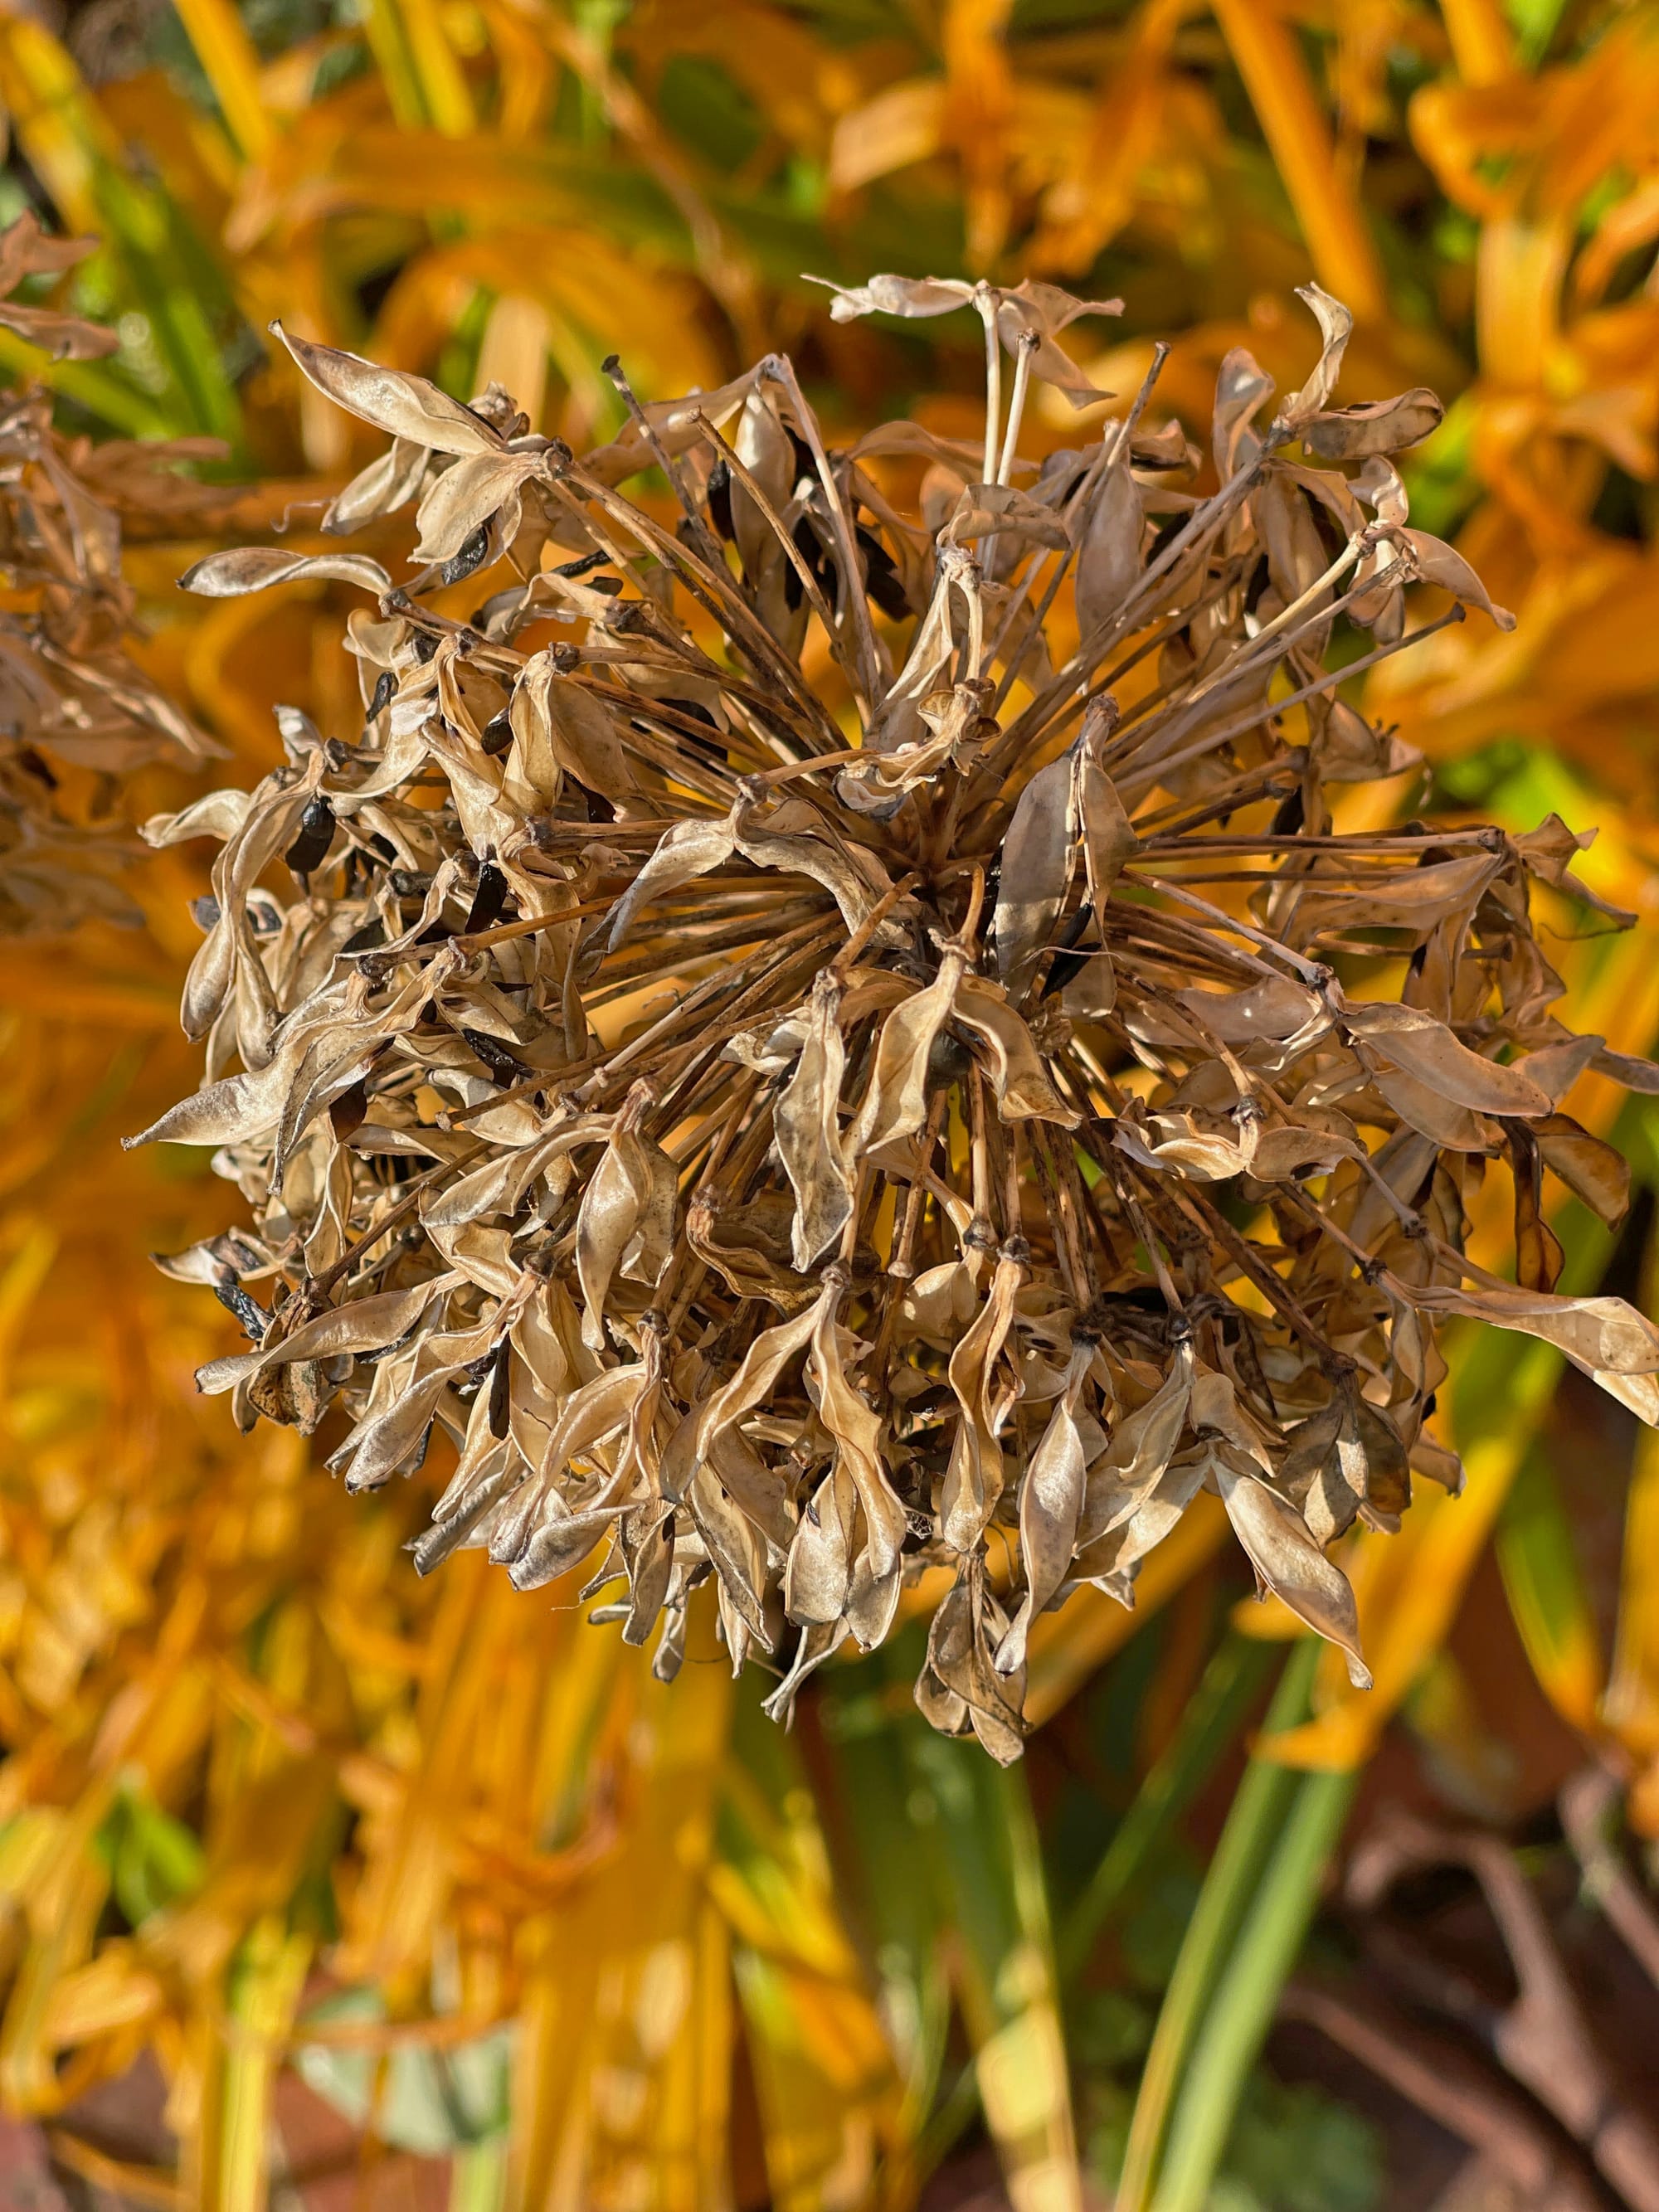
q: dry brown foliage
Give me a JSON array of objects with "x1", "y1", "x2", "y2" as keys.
[
  {"x1": 133, "y1": 277, "x2": 1659, "y2": 1758},
  {"x1": 0, "y1": 212, "x2": 223, "y2": 932}
]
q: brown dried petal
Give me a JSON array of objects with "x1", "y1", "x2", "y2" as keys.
[
  {"x1": 1075, "y1": 464, "x2": 1145, "y2": 639},
  {"x1": 989, "y1": 751, "x2": 1077, "y2": 991},
  {"x1": 273, "y1": 323, "x2": 504, "y2": 457},
  {"x1": 180, "y1": 547, "x2": 393, "y2": 598},
  {"x1": 776, "y1": 971, "x2": 856, "y2": 1270},
  {"x1": 996, "y1": 1344, "x2": 1092, "y2": 1675},
  {"x1": 1399, "y1": 527, "x2": 1517, "y2": 630},
  {"x1": 1302, "y1": 390, "x2": 1443, "y2": 460},
  {"x1": 575, "y1": 1107, "x2": 677, "y2": 1350},
  {"x1": 1344, "y1": 1001, "x2": 1552, "y2": 1116},
  {"x1": 1217, "y1": 1458, "x2": 1372, "y2": 1689}
]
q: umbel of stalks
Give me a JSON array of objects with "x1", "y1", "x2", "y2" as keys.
[
  {"x1": 137, "y1": 275, "x2": 1659, "y2": 1758},
  {"x1": 0, "y1": 215, "x2": 218, "y2": 931}
]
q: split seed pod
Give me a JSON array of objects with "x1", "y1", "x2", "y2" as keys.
[{"x1": 139, "y1": 277, "x2": 1659, "y2": 1759}]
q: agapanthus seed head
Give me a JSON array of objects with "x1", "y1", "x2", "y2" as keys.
[{"x1": 139, "y1": 277, "x2": 1659, "y2": 1759}]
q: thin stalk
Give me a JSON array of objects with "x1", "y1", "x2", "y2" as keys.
[
  {"x1": 1150, "y1": 1767, "x2": 1359, "y2": 2212},
  {"x1": 1114, "y1": 1639, "x2": 1320, "y2": 2212},
  {"x1": 995, "y1": 332, "x2": 1038, "y2": 486},
  {"x1": 601, "y1": 352, "x2": 724, "y2": 571},
  {"x1": 1115, "y1": 870, "x2": 1329, "y2": 980},
  {"x1": 1057, "y1": 1636, "x2": 1282, "y2": 1981},
  {"x1": 764, "y1": 352, "x2": 883, "y2": 715},
  {"x1": 988, "y1": 343, "x2": 1170, "y2": 707},
  {"x1": 979, "y1": 290, "x2": 1002, "y2": 485},
  {"x1": 1116, "y1": 605, "x2": 1467, "y2": 807}
]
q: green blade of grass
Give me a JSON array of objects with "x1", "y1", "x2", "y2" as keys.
[
  {"x1": 0, "y1": 331, "x2": 173, "y2": 438},
  {"x1": 907, "y1": 1728, "x2": 1081, "y2": 2212},
  {"x1": 813, "y1": 1668, "x2": 953, "y2": 2141},
  {"x1": 1113, "y1": 1637, "x2": 1319, "y2": 2212},
  {"x1": 1147, "y1": 1764, "x2": 1358, "y2": 2212},
  {"x1": 448, "y1": 2136, "x2": 508, "y2": 2212},
  {"x1": 1058, "y1": 1633, "x2": 1277, "y2": 1988},
  {"x1": 817, "y1": 1637, "x2": 1080, "y2": 2210}
]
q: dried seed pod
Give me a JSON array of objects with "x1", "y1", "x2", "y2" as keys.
[
  {"x1": 0, "y1": 214, "x2": 219, "y2": 931},
  {"x1": 138, "y1": 279, "x2": 1659, "y2": 1759}
]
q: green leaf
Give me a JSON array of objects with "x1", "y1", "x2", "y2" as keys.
[
  {"x1": 1115, "y1": 1640, "x2": 1338, "y2": 2212},
  {"x1": 1059, "y1": 1634, "x2": 1277, "y2": 1986}
]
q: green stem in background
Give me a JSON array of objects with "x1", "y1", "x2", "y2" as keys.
[
  {"x1": 86, "y1": 170, "x2": 246, "y2": 448},
  {"x1": 449, "y1": 2135, "x2": 508, "y2": 2212},
  {"x1": 1058, "y1": 1633, "x2": 1277, "y2": 1988},
  {"x1": 912, "y1": 2054, "x2": 981, "y2": 2182},
  {"x1": 819, "y1": 1637, "x2": 1079, "y2": 2209},
  {"x1": 0, "y1": 332, "x2": 171, "y2": 438},
  {"x1": 1113, "y1": 1637, "x2": 1321, "y2": 2212},
  {"x1": 362, "y1": 0, "x2": 434, "y2": 129},
  {"x1": 1149, "y1": 1765, "x2": 1357, "y2": 2212}
]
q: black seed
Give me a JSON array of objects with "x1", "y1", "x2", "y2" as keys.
[
  {"x1": 1044, "y1": 902, "x2": 1096, "y2": 997},
  {"x1": 441, "y1": 527, "x2": 492, "y2": 586},
  {"x1": 786, "y1": 427, "x2": 815, "y2": 484},
  {"x1": 858, "y1": 526, "x2": 909, "y2": 620},
  {"x1": 213, "y1": 1278, "x2": 270, "y2": 1343},
  {"x1": 463, "y1": 1026, "x2": 525, "y2": 1082},
  {"x1": 463, "y1": 861, "x2": 511, "y2": 934},
  {"x1": 553, "y1": 549, "x2": 610, "y2": 579},
  {"x1": 706, "y1": 458, "x2": 733, "y2": 541},
  {"x1": 488, "y1": 1338, "x2": 512, "y2": 1437},
  {"x1": 285, "y1": 794, "x2": 336, "y2": 877},
  {"x1": 1269, "y1": 785, "x2": 1305, "y2": 836},
  {"x1": 480, "y1": 708, "x2": 514, "y2": 757},
  {"x1": 330, "y1": 1079, "x2": 369, "y2": 1138},
  {"x1": 799, "y1": 517, "x2": 836, "y2": 593}
]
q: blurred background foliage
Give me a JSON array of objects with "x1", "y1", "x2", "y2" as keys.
[{"x1": 2, "y1": 1, "x2": 1659, "y2": 2208}]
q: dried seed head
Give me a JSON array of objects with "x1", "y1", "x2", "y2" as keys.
[
  {"x1": 0, "y1": 214, "x2": 221, "y2": 932},
  {"x1": 139, "y1": 279, "x2": 1659, "y2": 1758}
]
